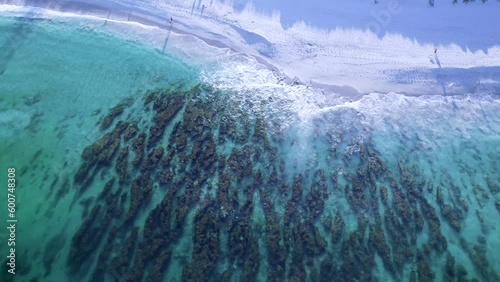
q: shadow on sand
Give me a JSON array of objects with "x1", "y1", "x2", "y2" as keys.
[
  {"x1": 393, "y1": 65, "x2": 500, "y2": 96},
  {"x1": 162, "y1": 23, "x2": 173, "y2": 53}
]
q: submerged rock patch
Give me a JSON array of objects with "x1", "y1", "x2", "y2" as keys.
[{"x1": 63, "y1": 84, "x2": 498, "y2": 282}]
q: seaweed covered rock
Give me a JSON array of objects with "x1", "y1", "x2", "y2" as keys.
[
  {"x1": 99, "y1": 97, "x2": 134, "y2": 131},
  {"x1": 443, "y1": 253, "x2": 456, "y2": 282},
  {"x1": 441, "y1": 205, "x2": 463, "y2": 232},
  {"x1": 125, "y1": 175, "x2": 153, "y2": 223},
  {"x1": 368, "y1": 217, "x2": 394, "y2": 275},
  {"x1": 131, "y1": 132, "x2": 146, "y2": 167},
  {"x1": 76, "y1": 122, "x2": 129, "y2": 184},
  {"x1": 346, "y1": 177, "x2": 368, "y2": 213},
  {"x1": 115, "y1": 146, "x2": 129, "y2": 184},
  {"x1": 107, "y1": 227, "x2": 139, "y2": 279},
  {"x1": 416, "y1": 249, "x2": 435, "y2": 282},
  {"x1": 227, "y1": 145, "x2": 253, "y2": 182},
  {"x1": 191, "y1": 133, "x2": 217, "y2": 175},
  {"x1": 459, "y1": 238, "x2": 497, "y2": 281},
  {"x1": 81, "y1": 122, "x2": 126, "y2": 162},
  {"x1": 259, "y1": 191, "x2": 286, "y2": 281},
  {"x1": 126, "y1": 183, "x2": 179, "y2": 281},
  {"x1": 181, "y1": 92, "x2": 217, "y2": 139},
  {"x1": 421, "y1": 200, "x2": 447, "y2": 253},
  {"x1": 228, "y1": 216, "x2": 251, "y2": 266},
  {"x1": 68, "y1": 205, "x2": 105, "y2": 274},
  {"x1": 389, "y1": 181, "x2": 411, "y2": 224},
  {"x1": 144, "y1": 250, "x2": 172, "y2": 282},
  {"x1": 436, "y1": 186, "x2": 464, "y2": 232},
  {"x1": 97, "y1": 136, "x2": 120, "y2": 165},
  {"x1": 141, "y1": 146, "x2": 164, "y2": 173},
  {"x1": 143, "y1": 187, "x2": 176, "y2": 240},
  {"x1": 338, "y1": 228, "x2": 375, "y2": 281},
  {"x1": 240, "y1": 237, "x2": 260, "y2": 282},
  {"x1": 123, "y1": 123, "x2": 139, "y2": 141},
  {"x1": 380, "y1": 186, "x2": 389, "y2": 206},
  {"x1": 367, "y1": 149, "x2": 387, "y2": 175},
  {"x1": 304, "y1": 170, "x2": 328, "y2": 220},
  {"x1": 384, "y1": 209, "x2": 413, "y2": 269},
  {"x1": 67, "y1": 82, "x2": 500, "y2": 282},
  {"x1": 414, "y1": 210, "x2": 424, "y2": 233},
  {"x1": 219, "y1": 110, "x2": 249, "y2": 144},
  {"x1": 320, "y1": 256, "x2": 338, "y2": 282},
  {"x1": 172, "y1": 179, "x2": 203, "y2": 235},
  {"x1": 331, "y1": 211, "x2": 345, "y2": 244},
  {"x1": 217, "y1": 172, "x2": 234, "y2": 220},
  {"x1": 182, "y1": 197, "x2": 220, "y2": 281},
  {"x1": 252, "y1": 116, "x2": 272, "y2": 149},
  {"x1": 147, "y1": 94, "x2": 185, "y2": 149},
  {"x1": 289, "y1": 218, "x2": 307, "y2": 282}
]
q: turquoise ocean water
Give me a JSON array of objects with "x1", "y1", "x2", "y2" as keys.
[{"x1": 0, "y1": 10, "x2": 499, "y2": 282}]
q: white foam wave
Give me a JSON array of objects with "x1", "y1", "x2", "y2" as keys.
[{"x1": 2, "y1": 4, "x2": 499, "y2": 139}]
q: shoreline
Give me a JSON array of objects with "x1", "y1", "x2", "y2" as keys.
[
  {"x1": 1, "y1": 0, "x2": 499, "y2": 99},
  {"x1": 1, "y1": 1, "x2": 294, "y2": 80}
]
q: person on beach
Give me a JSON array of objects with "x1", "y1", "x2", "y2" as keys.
[{"x1": 169, "y1": 17, "x2": 173, "y2": 24}]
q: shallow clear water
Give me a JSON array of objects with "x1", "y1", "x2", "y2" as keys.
[{"x1": 0, "y1": 11, "x2": 499, "y2": 282}]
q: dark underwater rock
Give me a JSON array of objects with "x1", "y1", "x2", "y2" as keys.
[
  {"x1": 141, "y1": 146, "x2": 164, "y2": 173},
  {"x1": 123, "y1": 123, "x2": 138, "y2": 141},
  {"x1": 67, "y1": 205, "x2": 104, "y2": 274},
  {"x1": 443, "y1": 253, "x2": 456, "y2": 282},
  {"x1": 76, "y1": 122, "x2": 128, "y2": 184},
  {"x1": 227, "y1": 145, "x2": 253, "y2": 182},
  {"x1": 421, "y1": 200, "x2": 447, "y2": 253},
  {"x1": 240, "y1": 237, "x2": 260, "y2": 282},
  {"x1": 116, "y1": 146, "x2": 129, "y2": 184},
  {"x1": 368, "y1": 217, "x2": 394, "y2": 275},
  {"x1": 346, "y1": 177, "x2": 368, "y2": 213},
  {"x1": 99, "y1": 98, "x2": 133, "y2": 131},
  {"x1": 320, "y1": 255, "x2": 338, "y2": 282},
  {"x1": 182, "y1": 197, "x2": 220, "y2": 281},
  {"x1": 441, "y1": 204, "x2": 463, "y2": 232},
  {"x1": 416, "y1": 249, "x2": 435, "y2": 282},
  {"x1": 384, "y1": 209, "x2": 413, "y2": 269},
  {"x1": 459, "y1": 238, "x2": 496, "y2": 281},
  {"x1": 125, "y1": 175, "x2": 153, "y2": 223},
  {"x1": 147, "y1": 94, "x2": 185, "y2": 149},
  {"x1": 331, "y1": 211, "x2": 345, "y2": 245},
  {"x1": 66, "y1": 83, "x2": 500, "y2": 282},
  {"x1": 131, "y1": 132, "x2": 146, "y2": 167}
]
